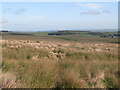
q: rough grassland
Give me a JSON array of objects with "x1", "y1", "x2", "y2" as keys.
[{"x1": 1, "y1": 35, "x2": 119, "y2": 88}]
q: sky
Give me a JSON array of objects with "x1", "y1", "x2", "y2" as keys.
[{"x1": 0, "y1": 2, "x2": 118, "y2": 31}]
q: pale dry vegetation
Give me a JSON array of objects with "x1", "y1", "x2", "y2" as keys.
[{"x1": 1, "y1": 39, "x2": 119, "y2": 88}]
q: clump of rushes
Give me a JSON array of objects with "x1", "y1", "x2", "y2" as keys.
[
  {"x1": 53, "y1": 48, "x2": 64, "y2": 53},
  {"x1": 3, "y1": 46, "x2": 49, "y2": 60}
]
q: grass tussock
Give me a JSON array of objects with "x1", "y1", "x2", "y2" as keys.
[
  {"x1": 3, "y1": 46, "x2": 49, "y2": 60},
  {"x1": 2, "y1": 72, "x2": 18, "y2": 88},
  {"x1": 2, "y1": 40, "x2": 119, "y2": 88},
  {"x1": 65, "y1": 50, "x2": 118, "y2": 61},
  {"x1": 57, "y1": 59, "x2": 118, "y2": 88},
  {"x1": 3, "y1": 59, "x2": 59, "y2": 88}
]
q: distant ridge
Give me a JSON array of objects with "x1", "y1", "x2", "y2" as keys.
[
  {"x1": 0, "y1": 30, "x2": 12, "y2": 32},
  {"x1": 58, "y1": 30, "x2": 91, "y2": 32}
]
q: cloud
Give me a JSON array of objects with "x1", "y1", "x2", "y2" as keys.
[
  {"x1": 103, "y1": 10, "x2": 111, "y2": 14},
  {"x1": 14, "y1": 8, "x2": 27, "y2": 15},
  {"x1": 79, "y1": 3, "x2": 111, "y2": 15},
  {"x1": 26, "y1": 15, "x2": 45, "y2": 19},
  {"x1": 80, "y1": 10, "x2": 101, "y2": 15},
  {"x1": 11, "y1": 15, "x2": 46, "y2": 27},
  {"x1": 0, "y1": 19, "x2": 9, "y2": 30},
  {"x1": 80, "y1": 10, "x2": 112, "y2": 15},
  {"x1": 80, "y1": 3, "x2": 103, "y2": 9},
  {"x1": 3, "y1": 8, "x2": 12, "y2": 12},
  {"x1": 0, "y1": 18, "x2": 8, "y2": 23}
]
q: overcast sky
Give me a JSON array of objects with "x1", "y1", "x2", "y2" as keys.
[{"x1": 0, "y1": 2, "x2": 118, "y2": 31}]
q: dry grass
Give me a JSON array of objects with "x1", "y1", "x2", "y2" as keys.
[
  {"x1": 57, "y1": 59, "x2": 118, "y2": 88},
  {"x1": 2, "y1": 39, "x2": 119, "y2": 88},
  {"x1": 2, "y1": 73, "x2": 18, "y2": 88}
]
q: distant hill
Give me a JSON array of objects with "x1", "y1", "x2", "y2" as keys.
[
  {"x1": 58, "y1": 30, "x2": 91, "y2": 33},
  {"x1": 48, "y1": 30, "x2": 119, "y2": 38},
  {"x1": 0, "y1": 30, "x2": 10, "y2": 32},
  {"x1": 48, "y1": 30, "x2": 91, "y2": 35}
]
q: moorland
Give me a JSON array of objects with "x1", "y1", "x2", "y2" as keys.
[{"x1": 1, "y1": 30, "x2": 119, "y2": 88}]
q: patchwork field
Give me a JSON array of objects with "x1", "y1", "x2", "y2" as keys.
[{"x1": 1, "y1": 33, "x2": 119, "y2": 88}]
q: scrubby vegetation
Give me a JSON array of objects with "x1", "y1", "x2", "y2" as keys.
[{"x1": 1, "y1": 32, "x2": 119, "y2": 88}]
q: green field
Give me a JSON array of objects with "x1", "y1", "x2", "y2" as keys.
[{"x1": 1, "y1": 31, "x2": 119, "y2": 43}]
